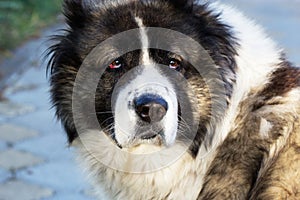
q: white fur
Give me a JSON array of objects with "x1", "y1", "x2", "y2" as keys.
[
  {"x1": 206, "y1": 2, "x2": 282, "y2": 153},
  {"x1": 259, "y1": 118, "x2": 273, "y2": 138},
  {"x1": 135, "y1": 16, "x2": 151, "y2": 65},
  {"x1": 73, "y1": 130, "x2": 205, "y2": 199}
]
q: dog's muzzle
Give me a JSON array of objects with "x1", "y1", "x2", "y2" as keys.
[{"x1": 133, "y1": 94, "x2": 168, "y2": 140}]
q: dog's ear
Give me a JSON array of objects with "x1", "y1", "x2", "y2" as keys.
[
  {"x1": 63, "y1": 0, "x2": 103, "y2": 28},
  {"x1": 166, "y1": 0, "x2": 194, "y2": 11},
  {"x1": 63, "y1": 0, "x2": 107, "y2": 28},
  {"x1": 63, "y1": 0, "x2": 85, "y2": 29}
]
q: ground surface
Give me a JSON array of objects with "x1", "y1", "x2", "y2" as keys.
[
  {"x1": 0, "y1": 24, "x2": 97, "y2": 199},
  {"x1": 0, "y1": 1, "x2": 299, "y2": 200}
]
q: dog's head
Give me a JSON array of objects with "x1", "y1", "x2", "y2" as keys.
[{"x1": 48, "y1": 0, "x2": 237, "y2": 157}]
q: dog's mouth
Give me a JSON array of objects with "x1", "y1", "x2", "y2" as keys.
[
  {"x1": 130, "y1": 135, "x2": 164, "y2": 149},
  {"x1": 112, "y1": 125, "x2": 167, "y2": 149},
  {"x1": 101, "y1": 122, "x2": 167, "y2": 149},
  {"x1": 129, "y1": 129, "x2": 165, "y2": 147}
]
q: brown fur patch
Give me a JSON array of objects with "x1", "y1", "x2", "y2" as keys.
[
  {"x1": 249, "y1": 119, "x2": 300, "y2": 199},
  {"x1": 260, "y1": 62, "x2": 300, "y2": 101}
]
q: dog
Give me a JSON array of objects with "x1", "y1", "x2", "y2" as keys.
[{"x1": 47, "y1": 0, "x2": 300, "y2": 199}]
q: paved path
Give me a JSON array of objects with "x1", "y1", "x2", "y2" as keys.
[
  {"x1": 0, "y1": 25, "x2": 96, "y2": 200},
  {"x1": 0, "y1": 1, "x2": 299, "y2": 200}
]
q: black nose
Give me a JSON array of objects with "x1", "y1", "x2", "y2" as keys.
[{"x1": 134, "y1": 94, "x2": 168, "y2": 123}]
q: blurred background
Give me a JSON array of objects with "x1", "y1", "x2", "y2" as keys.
[
  {"x1": 0, "y1": 0, "x2": 62, "y2": 97},
  {"x1": 0, "y1": 0, "x2": 299, "y2": 200},
  {"x1": 0, "y1": 0, "x2": 61, "y2": 52}
]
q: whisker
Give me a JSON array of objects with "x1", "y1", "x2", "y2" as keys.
[
  {"x1": 99, "y1": 116, "x2": 114, "y2": 127},
  {"x1": 178, "y1": 115, "x2": 192, "y2": 132},
  {"x1": 101, "y1": 123, "x2": 115, "y2": 133}
]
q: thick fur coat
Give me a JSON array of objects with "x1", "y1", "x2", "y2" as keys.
[{"x1": 48, "y1": 0, "x2": 300, "y2": 199}]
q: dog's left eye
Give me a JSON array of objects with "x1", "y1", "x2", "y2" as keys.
[
  {"x1": 109, "y1": 59, "x2": 123, "y2": 69},
  {"x1": 169, "y1": 59, "x2": 181, "y2": 70}
]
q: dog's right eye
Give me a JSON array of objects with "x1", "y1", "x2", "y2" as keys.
[
  {"x1": 169, "y1": 59, "x2": 181, "y2": 70},
  {"x1": 109, "y1": 59, "x2": 123, "y2": 69}
]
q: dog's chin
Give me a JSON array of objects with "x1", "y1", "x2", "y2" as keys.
[
  {"x1": 122, "y1": 134, "x2": 163, "y2": 146},
  {"x1": 124, "y1": 142, "x2": 164, "y2": 154}
]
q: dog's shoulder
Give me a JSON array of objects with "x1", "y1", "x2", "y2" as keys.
[
  {"x1": 199, "y1": 61, "x2": 300, "y2": 199},
  {"x1": 248, "y1": 61, "x2": 300, "y2": 199}
]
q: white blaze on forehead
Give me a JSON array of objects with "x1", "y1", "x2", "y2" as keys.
[{"x1": 135, "y1": 16, "x2": 151, "y2": 65}]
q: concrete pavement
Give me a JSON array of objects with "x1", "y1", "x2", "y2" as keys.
[{"x1": 0, "y1": 25, "x2": 96, "y2": 200}]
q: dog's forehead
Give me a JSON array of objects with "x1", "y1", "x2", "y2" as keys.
[
  {"x1": 64, "y1": 1, "x2": 199, "y2": 60},
  {"x1": 80, "y1": 1, "x2": 190, "y2": 34}
]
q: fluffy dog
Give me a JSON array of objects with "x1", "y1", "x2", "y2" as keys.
[{"x1": 47, "y1": 0, "x2": 300, "y2": 199}]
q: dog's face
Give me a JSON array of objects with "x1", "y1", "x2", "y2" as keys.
[{"x1": 48, "y1": 0, "x2": 237, "y2": 157}]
